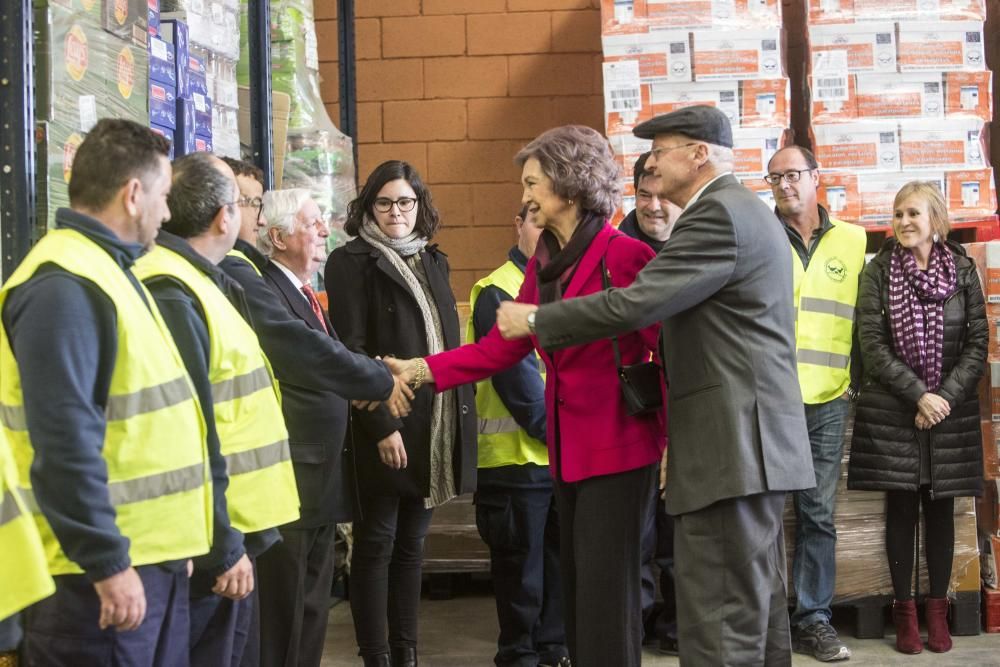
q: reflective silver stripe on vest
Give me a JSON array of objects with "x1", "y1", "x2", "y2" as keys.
[
  {"x1": 105, "y1": 377, "x2": 193, "y2": 421},
  {"x1": 799, "y1": 297, "x2": 855, "y2": 322},
  {"x1": 0, "y1": 489, "x2": 22, "y2": 527},
  {"x1": 797, "y1": 349, "x2": 850, "y2": 369},
  {"x1": 478, "y1": 416, "x2": 520, "y2": 436},
  {"x1": 224, "y1": 439, "x2": 291, "y2": 476},
  {"x1": 107, "y1": 462, "x2": 204, "y2": 506},
  {"x1": 212, "y1": 366, "x2": 272, "y2": 405},
  {"x1": 0, "y1": 404, "x2": 27, "y2": 431},
  {"x1": 18, "y1": 488, "x2": 40, "y2": 514}
]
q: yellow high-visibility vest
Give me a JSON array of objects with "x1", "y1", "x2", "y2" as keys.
[
  {"x1": 226, "y1": 248, "x2": 262, "y2": 276},
  {"x1": 467, "y1": 261, "x2": 548, "y2": 469},
  {"x1": 0, "y1": 229, "x2": 212, "y2": 575},
  {"x1": 792, "y1": 217, "x2": 867, "y2": 404},
  {"x1": 0, "y1": 429, "x2": 54, "y2": 619},
  {"x1": 136, "y1": 245, "x2": 300, "y2": 533}
]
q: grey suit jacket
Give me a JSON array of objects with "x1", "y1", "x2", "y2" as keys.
[{"x1": 535, "y1": 174, "x2": 814, "y2": 515}]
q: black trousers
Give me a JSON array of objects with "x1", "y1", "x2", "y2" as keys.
[
  {"x1": 885, "y1": 487, "x2": 956, "y2": 600},
  {"x1": 553, "y1": 464, "x2": 655, "y2": 667},
  {"x1": 255, "y1": 523, "x2": 338, "y2": 667},
  {"x1": 349, "y1": 493, "x2": 434, "y2": 658},
  {"x1": 674, "y1": 491, "x2": 791, "y2": 667},
  {"x1": 640, "y1": 481, "x2": 678, "y2": 643},
  {"x1": 476, "y1": 464, "x2": 567, "y2": 667}
]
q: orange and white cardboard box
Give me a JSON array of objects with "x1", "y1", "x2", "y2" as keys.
[
  {"x1": 817, "y1": 171, "x2": 862, "y2": 221},
  {"x1": 692, "y1": 29, "x2": 783, "y2": 81},
  {"x1": 809, "y1": 22, "x2": 896, "y2": 73},
  {"x1": 946, "y1": 168, "x2": 998, "y2": 219},
  {"x1": 608, "y1": 132, "x2": 653, "y2": 183},
  {"x1": 808, "y1": 0, "x2": 987, "y2": 24},
  {"x1": 945, "y1": 71, "x2": 993, "y2": 121},
  {"x1": 813, "y1": 120, "x2": 900, "y2": 172},
  {"x1": 858, "y1": 170, "x2": 946, "y2": 222},
  {"x1": 740, "y1": 175, "x2": 776, "y2": 208},
  {"x1": 646, "y1": 0, "x2": 781, "y2": 29},
  {"x1": 649, "y1": 80, "x2": 739, "y2": 124},
  {"x1": 602, "y1": 29, "x2": 692, "y2": 82},
  {"x1": 899, "y1": 118, "x2": 986, "y2": 170},
  {"x1": 897, "y1": 22, "x2": 986, "y2": 72},
  {"x1": 731, "y1": 126, "x2": 786, "y2": 176},
  {"x1": 855, "y1": 72, "x2": 944, "y2": 119},
  {"x1": 740, "y1": 79, "x2": 789, "y2": 127},
  {"x1": 810, "y1": 73, "x2": 858, "y2": 123},
  {"x1": 603, "y1": 61, "x2": 652, "y2": 135},
  {"x1": 984, "y1": 243, "x2": 1000, "y2": 305}
]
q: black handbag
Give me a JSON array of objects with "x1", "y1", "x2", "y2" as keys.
[{"x1": 601, "y1": 255, "x2": 664, "y2": 416}]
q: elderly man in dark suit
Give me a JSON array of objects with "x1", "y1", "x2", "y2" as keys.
[{"x1": 497, "y1": 106, "x2": 815, "y2": 666}]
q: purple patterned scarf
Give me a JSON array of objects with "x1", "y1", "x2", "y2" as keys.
[{"x1": 888, "y1": 242, "x2": 957, "y2": 392}]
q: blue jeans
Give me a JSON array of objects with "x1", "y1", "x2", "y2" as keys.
[{"x1": 791, "y1": 397, "x2": 849, "y2": 629}]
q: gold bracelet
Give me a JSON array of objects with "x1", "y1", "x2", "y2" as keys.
[{"x1": 411, "y1": 358, "x2": 427, "y2": 390}]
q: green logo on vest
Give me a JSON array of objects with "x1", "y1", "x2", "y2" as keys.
[{"x1": 825, "y1": 258, "x2": 847, "y2": 283}]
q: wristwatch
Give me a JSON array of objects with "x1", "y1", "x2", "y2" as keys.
[{"x1": 526, "y1": 310, "x2": 537, "y2": 334}]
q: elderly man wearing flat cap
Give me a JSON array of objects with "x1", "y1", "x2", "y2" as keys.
[{"x1": 497, "y1": 105, "x2": 815, "y2": 666}]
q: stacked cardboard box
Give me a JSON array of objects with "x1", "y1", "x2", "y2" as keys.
[
  {"x1": 600, "y1": 0, "x2": 791, "y2": 219},
  {"x1": 34, "y1": 0, "x2": 150, "y2": 233},
  {"x1": 805, "y1": 0, "x2": 996, "y2": 224}
]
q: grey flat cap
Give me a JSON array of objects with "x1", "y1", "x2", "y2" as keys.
[{"x1": 632, "y1": 105, "x2": 733, "y2": 148}]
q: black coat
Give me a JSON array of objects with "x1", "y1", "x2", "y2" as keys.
[
  {"x1": 324, "y1": 238, "x2": 477, "y2": 499},
  {"x1": 218, "y1": 240, "x2": 394, "y2": 528},
  {"x1": 848, "y1": 239, "x2": 986, "y2": 498}
]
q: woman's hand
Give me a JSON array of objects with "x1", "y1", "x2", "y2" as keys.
[
  {"x1": 915, "y1": 412, "x2": 933, "y2": 430},
  {"x1": 377, "y1": 431, "x2": 408, "y2": 469},
  {"x1": 917, "y1": 392, "x2": 950, "y2": 426}
]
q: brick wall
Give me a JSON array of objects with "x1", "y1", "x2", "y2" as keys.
[{"x1": 316, "y1": 0, "x2": 604, "y2": 299}]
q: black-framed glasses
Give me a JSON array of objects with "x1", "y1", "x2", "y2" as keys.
[
  {"x1": 649, "y1": 143, "x2": 697, "y2": 160},
  {"x1": 373, "y1": 197, "x2": 417, "y2": 213},
  {"x1": 763, "y1": 169, "x2": 814, "y2": 186}
]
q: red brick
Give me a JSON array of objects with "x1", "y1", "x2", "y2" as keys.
[
  {"x1": 355, "y1": 19, "x2": 381, "y2": 60},
  {"x1": 357, "y1": 143, "x2": 428, "y2": 182},
  {"x1": 550, "y1": 9, "x2": 601, "y2": 53},
  {"x1": 425, "y1": 57, "x2": 507, "y2": 98},
  {"x1": 434, "y1": 226, "x2": 512, "y2": 271},
  {"x1": 550, "y1": 95, "x2": 604, "y2": 131},
  {"x1": 382, "y1": 16, "x2": 466, "y2": 58},
  {"x1": 508, "y1": 0, "x2": 591, "y2": 9},
  {"x1": 355, "y1": 59, "x2": 423, "y2": 102},
  {"x1": 318, "y1": 62, "x2": 340, "y2": 104},
  {"x1": 426, "y1": 184, "x2": 474, "y2": 228},
  {"x1": 357, "y1": 102, "x2": 382, "y2": 144},
  {"x1": 467, "y1": 13, "x2": 551, "y2": 56},
  {"x1": 427, "y1": 141, "x2": 521, "y2": 183},
  {"x1": 383, "y1": 100, "x2": 467, "y2": 142},
  {"x1": 314, "y1": 1, "x2": 337, "y2": 20},
  {"x1": 315, "y1": 19, "x2": 339, "y2": 63},
  {"x1": 423, "y1": 0, "x2": 506, "y2": 14},
  {"x1": 509, "y1": 54, "x2": 594, "y2": 96},
  {"x1": 472, "y1": 183, "x2": 526, "y2": 226},
  {"x1": 355, "y1": 0, "x2": 420, "y2": 18},
  {"x1": 468, "y1": 97, "x2": 554, "y2": 140}
]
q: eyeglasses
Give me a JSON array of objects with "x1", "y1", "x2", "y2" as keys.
[
  {"x1": 649, "y1": 143, "x2": 697, "y2": 160},
  {"x1": 373, "y1": 197, "x2": 417, "y2": 213},
  {"x1": 763, "y1": 169, "x2": 814, "y2": 186},
  {"x1": 237, "y1": 195, "x2": 263, "y2": 211}
]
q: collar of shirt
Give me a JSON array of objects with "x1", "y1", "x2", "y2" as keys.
[
  {"x1": 55, "y1": 207, "x2": 145, "y2": 269},
  {"x1": 271, "y1": 258, "x2": 308, "y2": 300},
  {"x1": 684, "y1": 171, "x2": 732, "y2": 210}
]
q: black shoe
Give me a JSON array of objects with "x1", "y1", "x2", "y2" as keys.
[
  {"x1": 793, "y1": 621, "x2": 851, "y2": 662},
  {"x1": 362, "y1": 654, "x2": 391, "y2": 667},
  {"x1": 658, "y1": 636, "x2": 679, "y2": 656},
  {"x1": 390, "y1": 646, "x2": 416, "y2": 667},
  {"x1": 539, "y1": 658, "x2": 572, "y2": 667}
]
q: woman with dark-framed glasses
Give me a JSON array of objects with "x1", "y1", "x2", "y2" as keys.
[{"x1": 324, "y1": 160, "x2": 477, "y2": 667}]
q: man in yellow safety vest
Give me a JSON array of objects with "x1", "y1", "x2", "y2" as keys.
[{"x1": 767, "y1": 145, "x2": 866, "y2": 663}]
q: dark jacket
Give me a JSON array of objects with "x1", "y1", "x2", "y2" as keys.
[
  {"x1": 618, "y1": 209, "x2": 666, "y2": 254},
  {"x1": 848, "y1": 239, "x2": 987, "y2": 498},
  {"x1": 219, "y1": 240, "x2": 394, "y2": 528},
  {"x1": 324, "y1": 238, "x2": 477, "y2": 499}
]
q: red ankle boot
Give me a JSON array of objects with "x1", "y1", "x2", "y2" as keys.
[
  {"x1": 892, "y1": 599, "x2": 923, "y2": 654},
  {"x1": 925, "y1": 597, "x2": 953, "y2": 653}
]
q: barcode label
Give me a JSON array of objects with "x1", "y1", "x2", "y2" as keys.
[
  {"x1": 813, "y1": 50, "x2": 849, "y2": 103},
  {"x1": 603, "y1": 60, "x2": 642, "y2": 115},
  {"x1": 609, "y1": 87, "x2": 641, "y2": 110},
  {"x1": 814, "y1": 77, "x2": 848, "y2": 102}
]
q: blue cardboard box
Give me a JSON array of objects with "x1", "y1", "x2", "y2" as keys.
[
  {"x1": 148, "y1": 36, "x2": 175, "y2": 87},
  {"x1": 149, "y1": 123, "x2": 174, "y2": 159},
  {"x1": 148, "y1": 0, "x2": 159, "y2": 37},
  {"x1": 158, "y1": 18, "x2": 189, "y2": 96},
  {"x1": 149, "y1": 81, "x2": 176, "y2": 129},
  {"x1": 175, "y1": 122, "x2": 212, "y2": 156},
  {"x1": 187, "y1": 68, "x2": 208, "y2": 98}
]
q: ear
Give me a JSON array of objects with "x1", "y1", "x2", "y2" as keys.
[
  {"x1": 213, "y1": 204, "x2": 230, "y2": 236},
  {"x1": 692, "y1": 143, "x2": 710, "y2": 168},
  {"x1": 268, "y1": 225, "x2": 286, "y2": 251},
  {"x1": 122, "y1": 178, "x2": 143, "y2": 217}
]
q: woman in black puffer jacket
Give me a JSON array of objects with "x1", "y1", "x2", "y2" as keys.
[{"x1": 848, "y1": 182, "x2": 986, "y2": 655}]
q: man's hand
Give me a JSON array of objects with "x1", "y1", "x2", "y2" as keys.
[
  {"x1": 917, "y1": 392, "x2": 950, "y2": 426},
  {"x1": 377, "y1": 431, "x2": 408, "y2": 469},
  {"x1": 94, "y1": 567, "x2": 146, "y2": 631},
  {"x1": 212, "y1": 554, "x2": 254, "y2": 600},
  {"x1": 659, "y1": 447, "x2": 669, "y2": 497},
  {"x1": 497, "y1": 302, "x2": 538, "y2": 340},
  {"x1": 384, "y1": 375, "x2": 415, "y2": 418}
]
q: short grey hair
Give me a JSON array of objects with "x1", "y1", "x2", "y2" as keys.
[
  {"x1": 515, "y1": 125, "x2": 622, "y2": 219},
  {"x1": 164, "y1": 153, "x2": 235, "y2": 239},
  {"x1": 706, "y1": 144, "x2": 735, "y2": 170},
  {"x1": 259, "y1": 188, "x2": 314, "y2": 256}
]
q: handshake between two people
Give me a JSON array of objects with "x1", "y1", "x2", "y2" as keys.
[{"x1": 350, "y1": 357, "x2": 434, "y2": 416}]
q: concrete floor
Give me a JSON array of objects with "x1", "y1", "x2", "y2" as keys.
[{"x1": 320, "y1": 583, "x2": 1000, "y2": 666}]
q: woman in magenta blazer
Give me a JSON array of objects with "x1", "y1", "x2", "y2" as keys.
[{"x1": 390, "y1": 126, "x2": 665, "y2": 667}]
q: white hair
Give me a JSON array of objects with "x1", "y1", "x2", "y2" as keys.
[
  {"x1": 706, "y1": 144, "x2": 735, "y2": 170},
  {"x1": 258, "y1": 188, "x2": 314, "y2": 257}
]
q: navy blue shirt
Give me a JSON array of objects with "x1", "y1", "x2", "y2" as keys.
[{"x1": 471, "y1": 247, "x2": 547, "y2": 443}]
